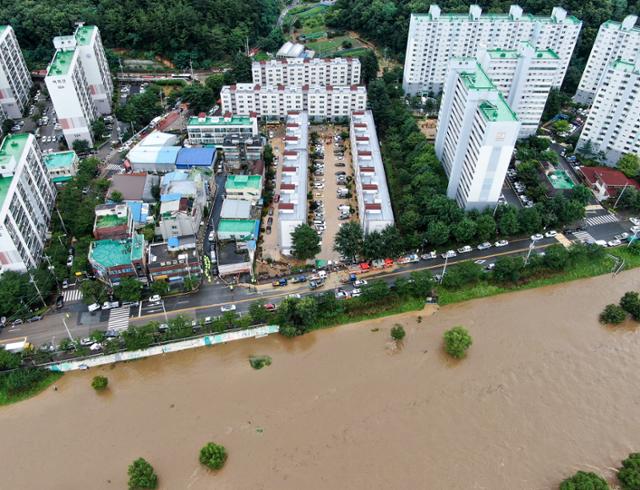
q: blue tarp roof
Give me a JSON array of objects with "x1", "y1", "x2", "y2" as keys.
[
  {"x1": 168, "y1": 237, "x2": 179, "y2": 248},
  {"x1": 160, "y1": 193, "x2": 182, "y2": 202},
  {"x1": 176, "y1": 147, "x2": 216, "y2": 168},
  {"x1": 127, "y1": 201, "x2": 149, "y2": 224}
]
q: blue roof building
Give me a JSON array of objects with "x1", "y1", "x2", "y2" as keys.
[{"x1": 176, "y1": 147, "x2": 216, "y2": 169}]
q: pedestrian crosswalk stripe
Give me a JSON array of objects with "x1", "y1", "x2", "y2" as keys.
[
  {"x1": 585, "y1": 213, "x2": 619, "y2": 226},
  {"x1": 104, "y1": 163, "x2": 122, "y2": 171},
  {"x1": 62, "y1": 288, "x2": 83, "y2": 303},
  {"x1": 108, "y1": 306, "x2": 130, "y2": 331},
  {"x1": 573, "y1": 231, "x2": 596, "y2": 243}
]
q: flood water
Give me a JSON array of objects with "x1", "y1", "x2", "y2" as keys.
[{"x1": 2, "y1": 271, "x2": 640, "y2": 489}]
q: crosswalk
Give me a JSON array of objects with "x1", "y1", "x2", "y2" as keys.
[
  {"x1": 104, "y1": 163, "x2": 122, "y2": 172},
  {"x1": 108, "y1": 306, "x2": 131, "y2": 331},
  {"x1": 585, "y1": 213, "x2": 619, "y2": 226},
  {"x1": 62, "y1": 288, "x2": 83, "y2": 303},
  {"x1": 573, "y1": 231, "x2": 596, "y2": 244}
]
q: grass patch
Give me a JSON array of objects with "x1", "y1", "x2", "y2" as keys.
[
  {"x1": 438, "y1": 247, "x2": 639, "y2": 306},
  {"x1": 249, "y1": 356, "x2": 272, "y2": 370},
  {"x1": 0, "y1": 371, "x2": 63, "y2": 406},
  {"x1": 253, "y1": 51, "x2": 270, "y2": 61},
  {"x1": 306, "y1": 36, "x2": 361, "y2": 55},
  {"x1": 334, "y1": 47, "x2": 371, "y2": 58}
]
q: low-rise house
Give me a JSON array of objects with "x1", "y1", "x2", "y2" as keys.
[
  {"x1": 579, "y1": 166, "x2": 640, "y2": 201},
  {"x1": 125, "y1": 144, "x2": 180, "y2": 173},
  {"x1": 216, "y1": 219, "x2": 259, "y2": 241},
  {"x1": 158, "y1": 170, "x2": 208, "y2": 240},
  {"x1": 138, "y1": 131, "x2": 179, "y2": 147},
  {"x1": 88, "y1": 233, "x2": 146, "y2": 285},
  {"x1": 44, "y1": 150, "x2": 78, "y2": 186},
  {"x1": 225, "y1": 174, "x2": 262, "y2": 204},
  {"x1": 147, "y1": 236, "x2": 201, "y2": 285},
  {"x1": 93, "y1": 203, "x2": 132, "y2": 240},
  {"x1": 176, "y1": 147, "x2": 216, "y2": 170},
  {"x1": 222, "y1": 133, "x2": 263, "y2": 170},
  {"x1": 220, "y1": 199, "x2": 253, "y2": 220},
  {"x1": 108, "y1": 172, "x2": 159, "y2": 203}
]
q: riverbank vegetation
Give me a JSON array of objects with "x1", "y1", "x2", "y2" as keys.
[
  {"x1": 443, "y1": 326, "x2": 472, "y2": 359},
  {"x1": 560, "y1": 451, "x2": 640, "y2": 489},
  {"x1": 91, "y1": 375, "x2": 109, "y2": 391},
  {"x1": 249, "y1": 356, "x2": 272, "y2": 370},
  {"x1": 199, "y1": 442, "x2": 228, "y2": 471},
  {"x1": 0, "y1": 368, "x2": 62, "y2": 406},
  {"x1": 128, "y1": 458, "x2": 158, "y2": 490}
]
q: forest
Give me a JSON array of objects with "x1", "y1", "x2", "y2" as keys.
[
  {"x1": 0, "y1": 0, "x2": 281, "y2": 69},
  {"x1": 326, "y1": 0, "x2": 639, "y2": 93}
]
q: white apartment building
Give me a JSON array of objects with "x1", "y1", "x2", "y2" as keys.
[
  {"x1": 0, "y1": 26, "x2": 32, "y2": 119},
  {"x1": 402, "y1": 4, "x2": 581, "y2": 96},
  {"x1": 187, "y1": 112, "x2": 259, "y2": 147},
  {"x1": 72, "y1": 25, "x2": 113, "y2": 114},
  {"x1": 0, "y1": 133, "x2": 56, "y2": 273},
  {"x1": 349, "y1": 110, "x2": 394, "y2": 234},
  {"x1": 252, "y1": 57, "x2": 361, "y2": 86},
  {"x1": 574, "y1": 16, "x2": 640, "y2": 105},
  {"x1": 577, "y1": 59, "x2": 640, "y2": 165},
  {"x1": 220, "y1": 83, "x2": 367, "y2": 120},
  {"x1": 435, "y1": 59, "x2": 520, "y2": 210},
  {"x1": 278, "y1": 111, "x2": 308, "y2": 255},
  {"x1": 479, "y1": 42, "x2": 560, "y2": 138},
  {"x1": 45, "y1": 42, "x2": 97, "y2": 148}
]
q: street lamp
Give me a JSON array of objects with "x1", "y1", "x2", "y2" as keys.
[{"x1": 523, "y1": 240, "x2": 536, "y2": 266}]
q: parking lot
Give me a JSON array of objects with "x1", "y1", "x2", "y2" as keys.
[
  {"x1": 261, "y1": 126, "x2": 285, "y2": 261},
  {"x1": 310, "y1": 126, "x2": 358, "y2": 262}
]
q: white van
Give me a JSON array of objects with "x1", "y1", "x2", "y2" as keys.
[{"x1": 338, "y1": 205, "x2": 350, "y2": 212}]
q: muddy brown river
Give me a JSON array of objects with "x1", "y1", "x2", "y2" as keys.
[{"x1": 2, "y1": 271, "x2": 640, "y2": 489}]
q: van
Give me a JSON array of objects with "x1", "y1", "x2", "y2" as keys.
[
  {"x1": 210, "y1": 250, "x2": 217, "y2": 263},
  {"x1": 338, "y1": 205, "x2": 350, "y2": 212},
  {"x1": 313, "y1": 219, "x2": 324, "y2": 225}
]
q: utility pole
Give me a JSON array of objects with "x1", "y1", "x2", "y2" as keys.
[
  {"x1": 440, "y1": 255, "x2": 449, "y2": 283},
  {"x1": 523, "y1": 240, "x2": 536, "y2": 266},
  {"x1": 55, "y1": 207, "x2": 68, "y2": 235},
  {"x1": 613, "y1": 183, "x2": 629, "y2": 209},
  {"x1": 62, "y1": 313, "x2": 74, "y2": 341},
  {"x1": 29, "y1": 273, "x2": 47, "y2": 308},
  {"x1": 189, "y1": 58, "x2": 194, "y2": 81}
]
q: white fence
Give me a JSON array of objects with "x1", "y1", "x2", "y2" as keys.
[{"x1": 48, "y1": 325, "x2": 280, "y2": 372}]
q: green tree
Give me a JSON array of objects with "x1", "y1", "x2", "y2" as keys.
[
  {"x1": 180, "y1": 83, "x2": 215, "y2": 113},
  {"x1": 380, "y1": 225, "x2": 404, "y2": 258},
  {"x1": 110, "y1": 190, "x2": 123, "y2": 203},
  {"x1": 291, "y1": 224, "x2": 321, "y2": 260},
  {"x1": 599, "y1": 304, "x2": 627, "y2": 325},
  {"x1": 0, "y1": 349, "x2": 21, "y2": 371},
  {"x1": 361, "y1": 280, "x2": 390, "y2": 303},
  {"x1": 498, "y1": 206, "x2": 519, "y2": 236},
  {"x1": 249, "y1": 301, "x2": 269, "y2": 324},
  {"x1": 390, "y1": 324, "x2": 405, "y2": 341},
  {"x1": 425, "y1": 221, "x2": 449, "y2": 246},
  {"x1": 442, "y1": 261, "x2": 482, "y2": 289},
  {"x1": 619, "y1": 453, "x2": 640, "y2": 490},
  {"x1": 618, "y1": 154, "x2": 640, "y2": 178},
  {"x1": 199, "y1": 442, "x2": 227, "y2": 470},
  {"x1": 91, "y1": 375, "x2": 108, "y2": 391},
  {"x1": 128, "y1": 458, "x2": 158, "y2": 490},
  {"x1": 620, "y1": 291, "x2": 640, "y2": 320},
  {"x1": 72, "y1": 139, "x2": 91, "y2": 153},
  {"x1": 492, "y1": 256, "x2": 523, "y2": 283},
  {"x1": 278, "y1": 297, "x2": 318, "y2": 337},
  {"x1": 204, "y1": 74, "x2": 225, "y2": 99},
  {"x1": 114, "y1": 277, "x2": 143, "y2": 302},
  {"x1": 570, "y1": 185, "x2": 592, "y2": 206},
  {"x1": 443, "y1": 326, "x2": 472, "y2": 359},
  {"x1": 334, "y1": 222, "x2": 363, "y2": 262},
  {"x1": 554, "y1": 119, "x2": 571, "y2": 133},
  {"x1": 362, "y1": 230, "x2": 385, "y2": 260},
  {"x1": 341, "y1": 39, "x2": 353, "y2": 49},
  {"x1": 1, "y1": 118, "x2": 14, "y2": 135},
  {"x1": 356, "y1": 50, "x2": 379, "y2": 84},
  {"x1": 91, "y1": 118, "x2": 107, "y2": 141},
  {"x1": 80, "y1": 280, "x2": 108, "y2": 305},
  {"x1": 518, "y1": 207, "x2": 542, "y2": 235},
  {"x1": 452, "y1": 218, "x2": 476, "y2": 243},
  {"x1": 559, "y1": 471, "x2": 609, "y2": 490},
  {"x1": 475, "y1": 214, "x2": 497, "y2": 242},
  {"x1": 150, "y1": 281, "x2": 169, "y2": 297}
]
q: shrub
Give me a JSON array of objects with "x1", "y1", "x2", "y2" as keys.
[
  {"x1": 91, "y1": 375, "x2": 108, "y2": 391},
  {"x1": 390, "y1": 324, "x2": 406, "y2": 341},
  {"x1": 3, "y1": 368, "x2": 47, "y2": 395},
  {"x1": 619, "y1": 453, "x2": 640, "y2": 490},
  {"x1": 620, "y1": 292, "x2": 640, "y2": 321},
  {"x1": 128, "y1": 458, "x2": 158, "y2": 489},
  {"x1": 559, "y1": 470, "x2": 609, "y2": 490},
  {"x1": 599, "y1": 304, "x2": 627, "y2": 325},
  {"x1": 249, "y1": 356, "x2": 272, "y2": 370},
  {"x1": 199, "y1": 442, "x2": 227, "y2": 470},
  {"x1": 443, "y1": 326, "x2": 472, "y2": 359}
]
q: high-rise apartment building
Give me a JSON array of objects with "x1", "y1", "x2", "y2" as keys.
[
  {"x1": 435, "y1": 59, "x2": 520, "y2": 210},
  {"x1": 252, "y1": 57, "x2": 361, "y2": 86},
  {"x1": 0, "y1": 26, "x2": 32, "y2": 119},
  {"x1": 402, "y1": 4, "x2": 581, "y2": 96},
  {"x1": 574, "y1": 16, "x2": 640, "y2": 105},
  {"x1": 72, "y1": 25, "x2": 113, "y2": 114},
  {"x1": 220, "y1": 83, "x2": 367, "y2": 120},
  {"x1": 577, "y1": 59, "x2": 640, "y2": 165},
  {"x1": 479, "y1": 42, "x2": 560, "y2": 138},
  {"x1": 0, "y1": 133, "x2": 56, "y2": 273},
  {"x1": 45, "y1": 41, "x2": 97, "y2": 148}
]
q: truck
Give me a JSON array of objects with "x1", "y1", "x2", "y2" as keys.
[
  {"x1": 1, "y1": 339, "x2": 33, "y2": 354},
  {"x1": 291, "y1": 275, "x2": 307, "y2": 283},
  {"x1": 272, "y1": 278, "x2": 288, "y2": 287}
]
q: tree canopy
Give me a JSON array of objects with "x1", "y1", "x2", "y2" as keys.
[{"x1": 291, "y1": 224, "x2": 321, "y2": 260}]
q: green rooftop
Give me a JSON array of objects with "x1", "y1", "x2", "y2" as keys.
[
  {"x1": 95, "y1": 214, "x2": 128, "y2": 229},
  {"x1": 188, "y1": 115, "x2": 254, "y2": 126},
  {"x1": 226, "y1": 174, "x2": 262, "y2": 191},
  {"x1": 612, "y1": 58, "x2": 640, "y2": 74},
  {"x1": 44, "y1": 151, "x2": 77, "y2": 170},
  {"x1": 89, "y1": 233, "x2": 144, "y2": 269},
  {"x1": 218, "y1": 219, "x2": 258, "y2": 237},
  {"x1": 460, "y1": 62, "x2": 495, "y2": 90},
  {"x1": 486, "y1": 45, "x2": 559, "y2": 60},
  {"x1": 0, "y1": 26, "x2": 8, "y2": 35},
  {"x1": 0, "y1": 133, "x2": 29, "y2": 170},
  {"x1": 413, "y1": 11, "x2": 581, "y2": 25},
  {"x1": 603, "y1": 19, "x2": 640, "y2": 33},
  {"x1": 75, "y1": 25, "x2": 96, "y2": 46},
  {"x1": 47, "y1": 49, "x2": 75, "y2": 77},
  {"x1": 479, "y1": 94, "x2": 518, "y2": 123},
  {"x1": 0, "y1": 177, "x2": 12, "y2": 211}
]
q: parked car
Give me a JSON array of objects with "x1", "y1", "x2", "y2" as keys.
[
  {"x1": 531, "y1": 233, "x2": 544, "y2": 241},
  {"x1": 208, "y1": 231, "x2": 215, "y2": 242},
  {"x1": 220, "y1": 304, "x2": 237, "y2": 312},
  {"x1": 66, "y1": 255, "x2": 74, "y2": 267},
  {"x1": 354, "y1": 279, "x2": 368, "y2": 287},
  {"x1": 88, "y1": 303, "x2": 101, "y2": 312},
  {"x1": 631, "y1": 226, "x2": 640, "y2": 234},
  {"x1": 102, "y1": 301, "x2": 120, "y2": 310},
  {"x1": 477, "y1": 242, "x2": 492, "y2": 250},
  {"x1": 80, "y1": 337, "x2": 93, "y2": 346},
  {"x1": 27, "y1": 315, "x2": 43, "y2": 323},
  {"x1": 288, "y1": 293, "x2": 302, "y2": 299},
  {"x1": 421, "y1": 251, "x2": 437, "y2": 260},
  {"x1": 292, "y1": 275, "x2": 307, "y2": 283},
  {"x1": 457, "y1": 245, "x2": 472, "y2": 254},
  {"x1": 441, "y1": 250, "x2": 457, "y2": 259},
  {"x1": 263, "y1": 303, "x2": 277, "y2": 312},
  {"x1": 494, "y1": 240, "x2": 509, "y2": 247},
  {"x1": 351, "y1": 288, "x2": 362, "y2": 298},
  {"x1": 149, "y1": 294, "x2": 162, "y2": 304},
  {"x1": 544, "y1": 230, "x2": 558, "y2": 238},
  {"x1": 272, "y1": 278, "x2": 288, "y2": 287},
  {"x1": 607, "y1": 239, "x2": 622, "y2": 247},
  {"x1": 629, "y1": 217, "x2": 640, "y2": 226}
]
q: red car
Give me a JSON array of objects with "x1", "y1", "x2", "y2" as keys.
[{"x1": 263, "y1": 303, "x2": 277, "y2": 312}]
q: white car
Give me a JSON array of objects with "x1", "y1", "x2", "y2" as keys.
[
  {"x1": 477, "y1": 242, "x2": 492, "y2": 251},
  {"x1": 531, "y1": 234, "x2": 543, "y2": 241},
  {"x1": 220, "y1": 304, "x2": 237, "y2": 312},
  {"x1": 631, "y1": 226, "x2": 640, "y2": 234},
  {"x1": 474, "y1": 259, "x2": 486, "y2": 265},
  {"x1": 287, "y1": 293, "x2": 302, "y2": 300},
  {"x1": 208, "y1": 231, "x2": 215, "y2": 242},
  {"x1": 441, "y1": 250, "x2": 457, "y2": 259},
  {"x1": 630, "y1": 217, "x2": 640, "y2": 226},
  {"x1": 607, "y1": 239, "x2": 622, "y2": 247},
  {"x1": 494, "y1": 240, "x2": 509, "y2": 247},
  {"x1": 80, "y1": 337, "x2": 93, "y2": 346},
  {"x1": 457, "y1": 245, "x2": 472, "y2": 254},
  {"x1": 354, "y1": 279, "x2": 368, "y2": 287},
  {"x1": 87, "y1": 303, "x2": 101, "y2": 312},
  {"x1": 544, "y1": 230, "x2": 558, "y2": 238},
  {"x1": 421, "y1": 251, "x2": 437, "y2": 260},
  {"x1": 351, "y1": 288, "x2": 362, "y2": 297},
  {"x1": 313, "y1": 183, "x2": 325, "y2": 189},
  {"x1": 149, "y1": 294, "x2": 162, "y2": 304}
]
